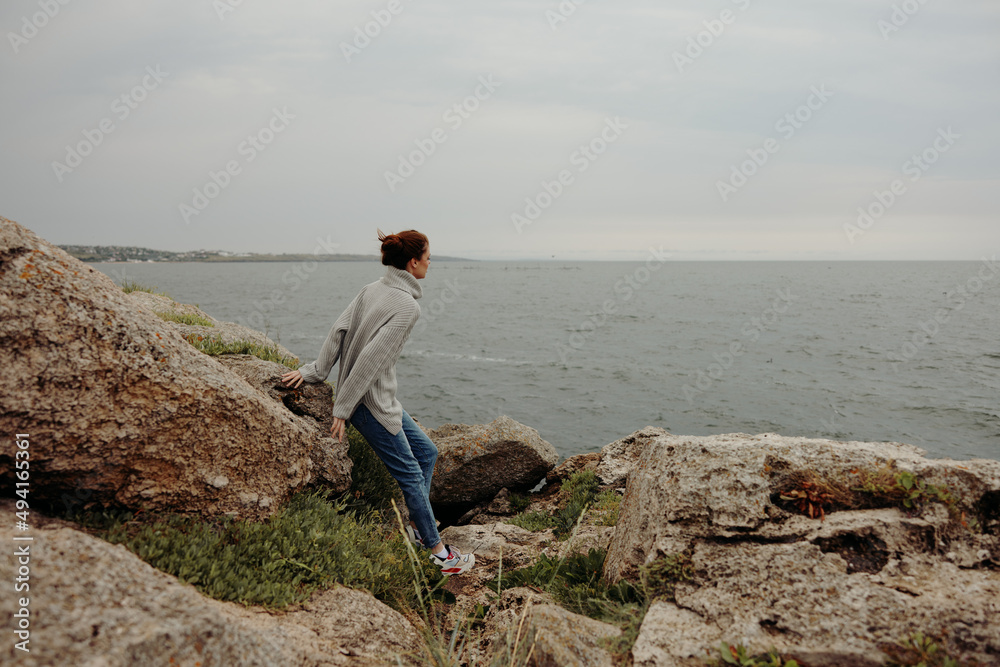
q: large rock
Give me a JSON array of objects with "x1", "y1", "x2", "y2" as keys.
[
  {"x1": 477, "y1": 587, "x2": 555, "y2": 664},
  {"x1": 607, "y1": 432, "x2": 1000, "y2": 665},
  {"x1": 521, "y1": 604, "x2": 621, "y2": 667},
  {"x1": 632, "y1": 543, "x2": 1000, "y2": 667},
  {"x1": 0, "y1": 506, "x2": 424, "y2": 665},
  {"x1": 595, "y1": 426, "x2": 670, "y2": 488},
  {"x1": 214, "y1": 354, "x2": 350, "y2": 491},
  {"x1": 0, "y1": 217, "x2": 327, "y2": 519},
  {"x1": 428, "y1": 416, "x2": 558, "y2": 513},
  {"x1": 126, "y1": 290, "x2": 299, "y2": 362},
  {"x1": 478, "y1": 587, "x2": 620, "y2": 667}
]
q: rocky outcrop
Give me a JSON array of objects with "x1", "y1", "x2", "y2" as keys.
[
  {"x1": 126, "y1": 290, "x2": 299, "y2": 362},
  {"x1": 214, "y1": 354, "x2": 350, "y2": 492},
  {"x1": 477, "y1": 587, "x2": 556, "y2": 663},
  {"x1": 525, "y1": 603, "x2": 622, "y2": 667},
  {"x1": 606, "y1": 432, "x2": 1000, "y2": 666},
  {"x1": 595, "y1": 426, "x2": 670, "y2": 488},
  {"x1": 477, "y1": 587, "x2": 621, "y2": 667},
  {"x1": 0, "y1": 506, "x2": 424, "y2": 666},
  {"x1": 429, "y1": 416, "x2": 559, "y2": 514},
  {"x1": 0, "y1": 217, "x2": 327, "y2": 520}
]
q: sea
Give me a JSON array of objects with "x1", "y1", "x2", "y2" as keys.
[{"x1": 92, "y1": 260, "x2": 1000, "y2": 462}]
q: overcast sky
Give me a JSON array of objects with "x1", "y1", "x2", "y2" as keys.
[{"x1": 2, "y1": 0, "x2": 998, "y2": 260}]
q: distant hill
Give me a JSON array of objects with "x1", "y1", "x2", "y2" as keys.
[{"x1": 59, "y1": 245, "x2": 472, "y2": 263}]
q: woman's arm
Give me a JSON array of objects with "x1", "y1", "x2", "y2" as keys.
[{"x1": 280, "y1": 293, "x2": 360, "y2": 388}]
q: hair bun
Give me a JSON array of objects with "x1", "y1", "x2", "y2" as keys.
[
  {"x1": 378, "y1": 228, "x2": 429, "y2": 270},
  {"x1": 378, "y1": 229, "x2": 401, "y2": 247}
]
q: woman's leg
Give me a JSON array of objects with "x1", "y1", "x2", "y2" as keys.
[
  {"x1": 349, "y1": 402, "x2": 442, "y2": 549},
  {"x1": 400, "y1": 409, "x2": 437, "y2": 500}
]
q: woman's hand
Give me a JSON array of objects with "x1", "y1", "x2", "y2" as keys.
[
  {"x1": 331, "y1": 417, "x2": 346, "y2": 443},
  {"x1": 280, "y1": 370, "x2": 304, "y2": 388}
]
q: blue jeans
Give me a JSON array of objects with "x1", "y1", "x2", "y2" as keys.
[{"x1": 349, "y1": 402, "x2": 441, "y2": 549}]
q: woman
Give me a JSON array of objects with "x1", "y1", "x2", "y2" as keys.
[{"x1": 280, "y1": 230, "x2": 474, "y2": 575}]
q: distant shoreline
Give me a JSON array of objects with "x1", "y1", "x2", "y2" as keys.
[
  {"x1": 61, "y1": 246, "x2": 990, "y2": 263},
  {"x1": 82, "y1": 257, "x2": 474, "y2": 263},
  {"x1": 60, "y1": 245, "x2": 473, "y2": 263}
]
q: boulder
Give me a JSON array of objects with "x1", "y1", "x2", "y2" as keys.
[
  {"x1": 478, "y1": 587, "x2": 555, "y2": 663},
  {"x1": 479, "y1": 588, "x2": 621, "y2": 667},
  {"x1": 522, "y1": 604, "x2": 622, "y2": 667},
  {"x1": 125, "y1": 290, "x2": 299, "y2": 362},
  {"x1": 0, "y1": 217, "x2": 326, "y2": 519},
  {"x1": 632, "y1": 544, "x2": 1000, "y2": 667},
  {"x1": 0, "y1": 506, "x2": 424, "y2": 666},
  {"x1": 214, "y1": 354, "x2": 350, "y2": 492},
  {"x1": 428, "y1": 416, "x2": 558, "y2": 514},
  {"x1": 607, "y1": 432, "x2": 1000, "y2": 665},
  {"x1": 595, "y1": 426, "x2": 670, "y2": 488}
]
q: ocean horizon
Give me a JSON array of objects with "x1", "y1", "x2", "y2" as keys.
[{"x1": 93, "y1": 259, "x2": 1000, "y2": 462}]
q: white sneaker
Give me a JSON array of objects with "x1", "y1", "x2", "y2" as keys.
[{"x1": 430, "y1": 544, "x2": 475, "y2": 575}]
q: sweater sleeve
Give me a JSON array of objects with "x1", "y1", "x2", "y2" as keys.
[
  {"x1": 297, "y1": 294, "x2": 358, "y2": 383},
  {"x1": 330, "y1": 310, "x2": 417, "y2": 420}
]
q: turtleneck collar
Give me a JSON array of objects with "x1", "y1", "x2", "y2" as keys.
[{"x1": 381, "y1": 265, "x2": 422, "y2": 300}]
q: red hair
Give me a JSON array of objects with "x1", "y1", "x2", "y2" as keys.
[{"x1": 378, "y1": 229, "x2": 428, "y2": 270}]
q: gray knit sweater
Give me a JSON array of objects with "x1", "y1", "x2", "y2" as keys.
[{"x1": 297, "y1": 266, "x2": 422, "y2": 435}]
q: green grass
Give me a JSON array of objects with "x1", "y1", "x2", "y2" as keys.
[
  {"x1": 492, "y1": 549, "x2": 639, "y2": 617},
  {"x1": 120, "y1": 278, "x2": 170, "y2": 297},
  {"x1": 185, "y1": 333, "x2": 299, "y2": 369},
  {"x1": 155, "y1": 310, "x2": 215, "y2": 327},
  {"x1": 508, "y1": 510, "x2": 557, "y2": 532},
  {"x1": 883, "y1": 631, "x2": 985, "y2": 667},
  {"x1": 853, "y1": 467, "x2": 974, "y2": 527},
  {"x1": 489, "y1": 546, "x2": 693, "y2": 665},
  {"x1": 509, "y1": 492, "x2": 532, "y2": 514},
  {"x1": 553, "y1": 470, "x2": 600, "y2": 538},
  {"x1": 707, "y1": 643, "x2": 799, "y2": 666},
  {"x1": 505, "y1": 470, "x2": 611, "y2": 535},
  {"x1": 76, "y1": 489, "x2": 443, "y2": 613},
  {"x1": 505, "y1": 470, "x2": 602, "y2": 534},
  {"x1": 593, "y1": 490, "x2": 621, "y2": 527}
]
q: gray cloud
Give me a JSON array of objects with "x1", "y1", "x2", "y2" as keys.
[{"x1": 2, "y1": 0, "x2": 997, "y2": 259}]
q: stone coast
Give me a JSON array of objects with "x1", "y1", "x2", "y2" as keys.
[{"x1": 2, "y1": 216, "x2": 999, "y2": 666}]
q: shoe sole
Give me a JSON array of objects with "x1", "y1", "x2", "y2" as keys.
[{"x1": 438, "y1": 553, "x2": 475, "y2": 576}]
